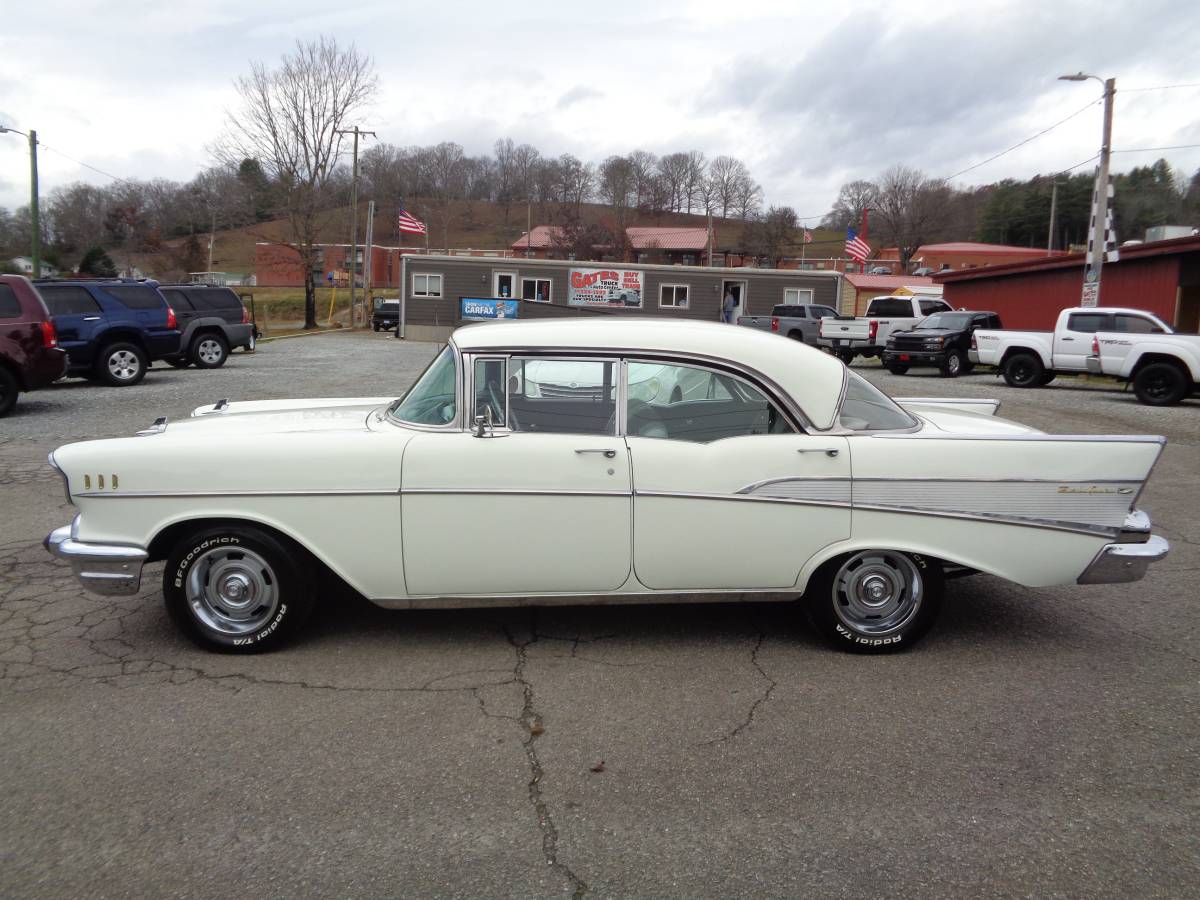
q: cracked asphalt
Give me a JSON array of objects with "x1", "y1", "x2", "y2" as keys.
[{"x1": 1, "y1": 331, "x2": 1197, "y2": 897}]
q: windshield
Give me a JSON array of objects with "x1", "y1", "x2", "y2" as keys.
[
  {"x1": 838, "y1": 372, "x2": 918, "y2": 431},
  {"x1": 915, "y1": 312, "x2": 972, "y2": 330},
  {"x1": 388, "y1": 346, "x2": 458, "y2": 426}
]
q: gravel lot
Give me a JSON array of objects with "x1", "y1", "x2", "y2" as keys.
[{"x1": 1, "y1": 330, "x2": 1197, "y2": 897}]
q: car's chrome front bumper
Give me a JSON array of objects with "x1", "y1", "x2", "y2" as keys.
[
  {"x1": 1077, "y1": 535, "x2": 1170, "y2": 584},
  {"x1": 44, "y1": 518, "x2": 148, "y2": 596}
]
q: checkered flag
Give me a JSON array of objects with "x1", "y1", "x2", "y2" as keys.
[{"x1": 1086, "y1": 173, "x2": 1119, "y2": 266}]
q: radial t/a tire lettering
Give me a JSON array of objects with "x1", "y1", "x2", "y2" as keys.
[
  {"x1": 162, "y1": 525, "x2": 316, "y2": 653},
  {"x1": 805, "y1": 550, "x2": 944, "y2": 654}
]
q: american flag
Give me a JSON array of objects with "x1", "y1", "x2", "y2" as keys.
[
  {"x1": 845, "y1": 227, "x2": 871, "y2": 263},
  {"x1": 398, "y1": 207, "x2": 427, "y2": 235},
  {"x1": 802, "y1": 228, "x2": 813, "y2": 244}
]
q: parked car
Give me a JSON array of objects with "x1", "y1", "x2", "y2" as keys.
[
  {"x1": 371, "y1": 298, "x2": 400, "y2": 332},
  {"x1": 884, "y1": 311, "x2": 1002, "y2": 377},
  {"x1": 37, "y1": 279, "x2": 181, "y2": 386},
  {"x1": 157, "y1": 285, "x2": 256, "y2": 368},
  {"x1": 45, "y1": 319, "x2": 1169, "y2": 655},
  {"x1": 818, "y1": 294, "x2": 952, "y2": 363},
  {"x1": 868, "y1": 266, "x2": 892, "y2": 275},
  {"x1": 1087, "y1": 327, "x2": 1200, "y2": 405},
  {"x1": 0, "y1": 275, "x2": 68, "y2": 416},
  {"x1": 738, "y1": 303, "x2": 840, "y2": 345},
  {"x1": 971, "y1": 307, "x2": 1171, "y2": 388},
  {"x1": 911, "y1": 267, "x2": 936, "y2": 277}
]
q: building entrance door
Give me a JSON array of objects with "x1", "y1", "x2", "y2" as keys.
[{"x1": 721, "y1": 279, "x2": 748, "y2": 324}]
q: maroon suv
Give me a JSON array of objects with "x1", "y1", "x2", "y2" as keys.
[{"x1": 0, "y1": 274, "x2": 68, "y2": 417}]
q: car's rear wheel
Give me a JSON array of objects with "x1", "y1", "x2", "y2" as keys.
[
  {"x1": 192, "y1": 333, "x2": 230, "y2": 369},
  {"x1": 163, "y1": 525, "x2": 316, "y2": 652},
  {"x1": 886, "y1": 363, "x2": 909, "y2": 375},
  {"x1": 0, "y1": 366, "x2": 18, "y2": 417},
  {"x1": 941, "y1": 350, "x2": 965, "y2": 377},
  {"x1": 96, "y1": 342, "x2": 147, "y2": 386},
  {"x1": 1002, "y1": 352, "x2": 1044, "y2": 388},
  {"x1": 836, "y1": 349, "x2": 855, "y2": 365},
  {"x1": 806, "y1": 550, "x2": 943, "y2": 653},
  {"x1": 1133, "y1": 361, "x2": 1190, "y2": 406}
]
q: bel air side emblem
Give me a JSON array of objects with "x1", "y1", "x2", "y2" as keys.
[{"x1": 1058, "y1": 485, "x2": 1134, "y2": 494}]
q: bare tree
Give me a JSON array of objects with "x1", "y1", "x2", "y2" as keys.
[
  {"x1": 657, "y1": 152, "x2": 691, "y2": 212},
  {"x1": 426, "y1": 141, "x2": 466, "y2": 248},
  {"x1": 707, "y1": 156, "x2": 751, "y2": 218},
  {"x1": 872, "y1": 165, "x2": 953, "y2": 267},
  {"x1": 733, "y1": 174, "x2": 763, "y2": 220},
  {"x1": 598, "y1": 155, "x2": 635, "y2": 227},
  {"x1": 741, "y1": 205, "x2": 798, "y2": 267},
  {"x1": 821, "y1": 180, "x2": 878, "y2": 231},
  {"x1": 216, "y1": 38, "x2": 377, "y2": 328},
  {"x1": 627, "y1": 150, "x2": 657, "y2": 209},
  {"x1": 683, "y1": 151, "x2": 707, "y2": 214}
]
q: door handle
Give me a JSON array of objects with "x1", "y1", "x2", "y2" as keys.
[
  {"x1": 83, "y1": 316, "x2": 101, "y2": 321},
  {"x1": 798, "y1": 448, "x2": 840, "y2": 457},
  {"x1": 575, "y1": 448, "x2": 617, "y2": 458},
  {"x1": 1061, "y1": 337, "x2": 1075, "y2": 342}
]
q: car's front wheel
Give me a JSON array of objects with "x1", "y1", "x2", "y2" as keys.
[
  {"x1": 806, "y1": 550, "x2": 943, "y2": 653},
  {"x1": 886, "y1": 362, "x2": 910, "y2": 375},
  {"x1": 192, "y1": 333, "x2": 230, "y2": 369},
  {"x1": 1002, "y1": 352, "x2": 1045, "y2": 388},
  {"x1": 941, "y1": 349, "x2": 966, "y2": 377},
  {"x1": 163, "y1": 525, "x2": 316, "y2": 652}
]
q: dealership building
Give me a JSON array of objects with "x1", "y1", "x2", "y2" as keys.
[{"x1": 394, "y1": 254, "x2": 845, "y2": 342}]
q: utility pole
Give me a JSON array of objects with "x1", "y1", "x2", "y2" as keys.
[
  {"x1": 335, "y1": 126, "x2": 376, "y2": 326},
  {"x1": 1046, "y1": 180, "x2": 1059, "y2": 255},
  {"x1": 1, "y1": 127, "x2": 40, "y2": 276},
  {"x1": 1059, "y1": 72, "x2": 1115, "y2": 305},
  {"x1": 364, "y1": 199, "x2": 375, "y2": 301}
]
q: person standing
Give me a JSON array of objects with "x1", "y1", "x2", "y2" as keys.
[{"x1": 722, "y1": 288, "x2": 738, "y2": 324}]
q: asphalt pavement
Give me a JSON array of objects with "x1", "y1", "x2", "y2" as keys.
[{"x1": 0, "y1": 331, "x2": 1196, "y2": 897}]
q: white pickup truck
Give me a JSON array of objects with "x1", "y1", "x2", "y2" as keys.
[
  {"x1": 971, "y1": 307, "x2": 1173, "y2": 388},
  {"x1": 1087, "y1": 327, "x2": 1200, "y2": 405},
  {"x1": 818, "y1": 294, "x2": 951, "y2": 363}
]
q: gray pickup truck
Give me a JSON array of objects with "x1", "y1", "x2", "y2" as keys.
[{"x1": 738, "y1": 303, "x2": 840, "y2": 345}]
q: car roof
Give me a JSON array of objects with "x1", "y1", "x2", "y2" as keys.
[{"x1": 451, "y1": 317, "x2": 847, "y2": 430}]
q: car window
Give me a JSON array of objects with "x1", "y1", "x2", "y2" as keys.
[
  {"x1": 623, "y1": 361, "x2": 794, "y2": 443},
  {"x1": 916, "y1": 312, "x2": 972, "y2": 330},
  {"x1": 0, "y1": 284, "x2": 21, "y2": 318},
  {"x1": 918, "y1": 299, "x2": 948, "y2": 316},
  {"x1": 507, "y1": 357, "x2": 617, "y2": 435},
  {"x1": 866, "y1": 298, "x2": 913, "y2": 317},
  {"x1": 838, "y1": 372, "x2": 917, "y2": 431},
  {"x1": 40, "y1": 285, "x2": 101, "y2": 315},
  {"x1": 1067, "y1": 313, "x2": 1114, "y2": 333},
  {"x1": 160, "y1": 288, "x2": 194, "y2": 311},
  {"x1": 811, "y1": 306, "x2": 838, "y2": 319},
  {"x1": 1112, "y1": 315, "x2": 1160, "y2": 334},
  {"x1": 104, "y1": 285, "x2": 165, "y2": 310},
  {"x1": 187, "y1": 288, "x2": 239, "y2": 311},
  {"x1": 389, "y1": 346, "x2": 457, "y2": 426}
]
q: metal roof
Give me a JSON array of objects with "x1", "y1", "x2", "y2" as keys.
[{"x1": 625, "y1": 227, "x2": 709, "y2": 250}]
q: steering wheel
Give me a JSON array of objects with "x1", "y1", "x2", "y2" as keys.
[{"x1": 487, "y1": 380, "x2": 519, "y2": 430}]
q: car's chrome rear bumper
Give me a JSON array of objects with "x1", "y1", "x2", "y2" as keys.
[
  {"x1": 44, "y1": 518, "x2": 148, "y2": 596},
  {"x1": 1077, "y1": 535, "x2": 1170, "y2": 584}
]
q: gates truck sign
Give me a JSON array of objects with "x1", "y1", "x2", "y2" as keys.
[{"x1": 568, "y1": 268, "x2": 644, "y2": 308}]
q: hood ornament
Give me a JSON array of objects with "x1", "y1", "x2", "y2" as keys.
[{"x1": 136, "y1": 416, "x2": 168, "y2": 436}]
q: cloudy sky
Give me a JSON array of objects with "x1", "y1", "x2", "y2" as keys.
[{"x1": 2, "y1": 0, "x2": 1198, "y2": 220}]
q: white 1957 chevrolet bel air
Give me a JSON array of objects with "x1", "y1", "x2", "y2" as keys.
[{"x1": 44, "y1": 319, "x2": 1169, "y2": 654}]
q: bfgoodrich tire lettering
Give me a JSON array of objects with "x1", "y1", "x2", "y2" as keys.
[
  {"x1": 162, "y1": 525, "x2": 315, "y2": 652},
  {"x1": 805, "y1": 550, "x2": 944, "y2": 654}
]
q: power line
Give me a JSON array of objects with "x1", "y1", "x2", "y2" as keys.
[
  {"x1": 37, "y1": 143, "x2": 133, "y2": 185},
  {"x1": 1121, "y1": 82, "x2": 1200, "y2": 93},
  {"x1": 1113, "y1": 144, "x2": 1200, "y2": 154},
  {"x1": 945, "y1": 95, "x2": 1103, "y2": 182}
]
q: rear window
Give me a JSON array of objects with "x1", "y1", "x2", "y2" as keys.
[
  {"x1": 186, "y1": 288, "x2": 240, "y2": 311},
  {"x1": 160, "y1": 288, "x2": 194, "y2": 310},
  {"x1": 104, "y1": 285, "x2": 165, "y2": 310},
  {"x1": 772, "y1": 305, "x2": 804, "y2": 317},
  {"x1": 811, "y1": 306, "x2": 838, "y2": 319},
  {"x1": 40, "y1": 285, "x2": 101, "y2": 315},
  {"x1": 1067, "y1": 313, "x2": 1113, "y2": 333},
  {"x1": 1113, "y1": 315, "x2": 1162, "y2": 334},
  {"x1": 0, "y1": 284, "x2": 21, "y2": 318},
  {"x1": 867, "y1": 298, "x2": 914, "y2": 317}
]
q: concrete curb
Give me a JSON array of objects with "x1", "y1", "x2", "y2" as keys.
[{"x1": 257, "y1": 328, "x2": 357, "y2": 344}]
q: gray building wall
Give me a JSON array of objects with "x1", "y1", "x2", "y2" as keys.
[{"x1": 400, "y1": 255, "x2": 843, "y2": 337}]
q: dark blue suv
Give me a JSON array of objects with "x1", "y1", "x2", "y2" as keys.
[{"x1": 36, "y1": 280, "x2": 181, "y2": 386}]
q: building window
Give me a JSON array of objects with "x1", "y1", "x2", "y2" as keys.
[
  {"x1": 682, "y1": 254, "x2": 696, "y2": 266},
  {"x1": 521, "y1": 277, "x2": 552, "y2": 303},
  {"x1": 412, "y1": 273, "x2": 443, "y2": 298},
  {"x1": 783, "y1": 288, "x2": 814, "y2": 305},
  {"x1": 659, "y1": 284, "x2": 690, "y2": 308}
]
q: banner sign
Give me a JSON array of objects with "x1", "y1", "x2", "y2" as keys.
[
  {"x1": 568, "y1": 268, "x2": 644, "y2": 308},
  {"x1": 461, "y1": 297, "x2": 519, "y2": 320}
]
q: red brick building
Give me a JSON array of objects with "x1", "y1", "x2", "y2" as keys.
[
  {"x1": 934, "y1": 235, "x2": 1200, "y2": 330},
  {"x1": 877, "y1": 242, "x2": 1068, "y2": 273}
]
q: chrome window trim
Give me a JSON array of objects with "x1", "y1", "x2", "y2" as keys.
[
  {"x1": 869, "y1": 432, "x2": 1167, "y2": 444},
  {"x1": 402, "y1": 488, "x2": 631, "y2": 498},
  {"x1": 894, "y1": 397, "x2": 1002, "y2": 413},
  {"x1": 458, "y1": 345, "x2": 817, "y2": 433},
  {"x1": 73, "y1": 489, "x2": 400, "y2": 499}
]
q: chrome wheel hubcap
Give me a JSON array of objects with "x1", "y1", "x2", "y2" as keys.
[
  {"x1": 108, "y1": 351, "x2": 140, "y2": 380},
  {"x1": 198, "y1": 340, "x2": 223, "y2": 364},
  {"x1": 185, "y1": 546, "x2": 279, "y2": 636},
  {"x1": 833, "y1": 550, "x2": 923, "y2": 636}
]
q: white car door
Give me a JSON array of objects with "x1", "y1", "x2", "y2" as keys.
[
  {"x1": 401, "y1": 355, "x2": 631, "y2": 596},
  {"x1": 1055, "y1": 311, "x2": 1113, "y2": 371},
  {"x1": 624, "y1": 361, "x2": 851, "y2": 591}
]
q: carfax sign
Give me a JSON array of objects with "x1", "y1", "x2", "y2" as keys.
[
  {"x1": 568, "y1": 268, "x2": 644, "y2": 308},
  {"x1": 461, "y1": 298, "x2": 519, "y2": 320}
]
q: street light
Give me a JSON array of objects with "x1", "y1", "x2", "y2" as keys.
[
  {"x1": 0, "y1": 126, "x2": 39, "y2": 278},
  {"x1": 1058, "y1": 72, "x2": 1116, "y2": 305}
]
